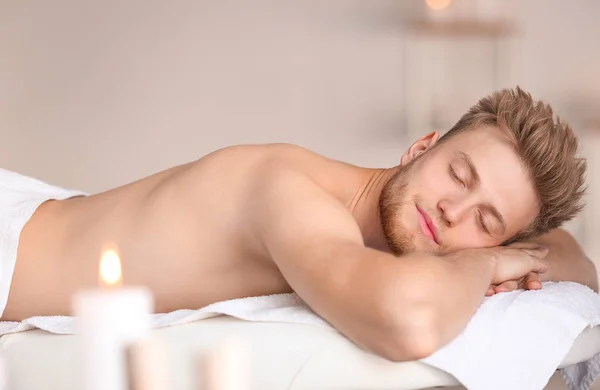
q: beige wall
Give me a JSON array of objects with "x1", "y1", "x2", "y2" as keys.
[{"x1": 0, "y1": 0, "x2": 422, "y2": 193}]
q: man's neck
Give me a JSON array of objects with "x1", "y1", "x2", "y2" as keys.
[{"x1": 348, "y1": 167, "x2": 399, "y2": 253}]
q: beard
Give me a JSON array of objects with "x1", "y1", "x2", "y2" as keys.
[
  {"x1": 378, "y1": 162, "x2": 416, "y2": 255},
  {"x1": 379, "y1": 156, "x2": 446, "y2": 255}
]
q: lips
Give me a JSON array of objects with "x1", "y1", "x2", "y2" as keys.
[{"x1": 416, "y1": 206, "x2": 439, "y2": 245}]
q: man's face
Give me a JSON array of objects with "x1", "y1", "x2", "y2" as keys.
[{"x1": 379, "y1": 126, "x2": 539, "y2": 254}]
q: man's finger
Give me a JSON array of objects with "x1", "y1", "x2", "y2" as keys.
[
  {"x1": 520, "y1": 246, "x2": 549, "y2": 259},
  {"x1": 525, "y1": 272, "x2": 542, "y2": 290},
  {"x1": 517, "y1": 249, "x2": 550, "y2": 274},
  {"x1": 507, "y1": 241, "x2": 545, "y2": 250},
  {"x1": 495, "y1": 280, "x2": 518, "y2": 293}
]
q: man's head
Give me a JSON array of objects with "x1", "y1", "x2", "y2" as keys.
[{"x1": 380, "y1": 86, "x2": 587, "y2": 255}]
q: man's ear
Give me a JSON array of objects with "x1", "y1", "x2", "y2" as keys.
[{"x1": 400, "y1": 132, "x2": 439, "y2": 166}]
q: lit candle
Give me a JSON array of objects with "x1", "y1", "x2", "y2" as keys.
[
  {"x1": 73, "y1": 244, "x2": 153, "y2": 390},
  {"x1": 424, "y1": 0, "x2": 453, "y2": 21}
]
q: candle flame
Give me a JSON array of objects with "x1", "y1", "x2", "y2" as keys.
[
  {"x1": 425, "y1": 0, "x2": 451, "y2": 11},
  {"x1": 99, "y1": 246, "x2": 122, "y2": 287}
]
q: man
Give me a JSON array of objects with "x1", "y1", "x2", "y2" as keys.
[{"x1": 1, "y1": 87, "x2": 596, "y2": 362}]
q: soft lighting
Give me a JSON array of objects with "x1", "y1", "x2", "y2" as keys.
[
  {"x1": 99, "y1": 246, "x2": 122, "y2": 287},
  {"x1": 425, "y1": 0, "x2": 452, "y2": 11}
]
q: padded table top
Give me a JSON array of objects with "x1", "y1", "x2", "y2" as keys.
[{"x1": 0, "y1": 316, "x2": 598, "y2": 390}]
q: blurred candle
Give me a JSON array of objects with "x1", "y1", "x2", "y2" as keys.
[
  {"x1": 0, "y1": 355, "x2": 7, "y2": 390},
  {"x1": 425, "y1": 0, "x2": 453, "y2": 21},
  {"x1": 126, "y1": 337, "x2": 169, "y2": 390},
  {"x1": 201, "y1": 336, "x2": 251, "y2": 390},
  {"x1": 73, "y1": 245, "x2": 153, "y2": 390}
]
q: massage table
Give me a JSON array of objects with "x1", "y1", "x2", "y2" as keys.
[{"x1": 0, "y1": 316, "x2": 599, "y2": 390}]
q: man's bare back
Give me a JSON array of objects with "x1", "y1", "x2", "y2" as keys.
[{"x1": 2, "y1": 144, "x2": 371, "y2": 321}]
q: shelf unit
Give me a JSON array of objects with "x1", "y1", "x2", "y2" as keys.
[{"x1": 402, "y1": 18, "x2": 520, "y2": 141}]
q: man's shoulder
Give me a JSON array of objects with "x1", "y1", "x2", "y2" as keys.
[
  {"x1": 252, "y1": 144, "x2": 358, "y2": 197},
  {"x1": 249, "y1": 156, "x2": 364, "y2": 248},
  {"x1": 230, "y1": 145, "x2": 364, "y2": 251},
  {"x1": 208, "y1": 143, "x2": 336, "y2": 166},
  {"x1": 202, "y1": 142, "x2": 360, "y2": 209}
]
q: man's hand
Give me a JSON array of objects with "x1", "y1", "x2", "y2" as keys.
[
  {"x1": 486, "y1": 272, "x2": 543, "y2": 296},
  {"x1": 479, "y1": 242, "x2": 549, "y2": 296},
  {"x1": 486, "y1": 229, "x2": 598, "y2": 296}
]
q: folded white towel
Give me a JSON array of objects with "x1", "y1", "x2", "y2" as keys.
[
  {"x1": 420, "y1": 281, "x2": 600, "y2": 390},
  {"x1": 0, "y1": 282, "x2": 599, "y2": 390}
]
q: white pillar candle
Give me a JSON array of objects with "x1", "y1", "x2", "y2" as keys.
[
  {"x1": 0, "y1": 355, "x2": 7, "y2": 390},
  {"x1": 202, "y1": 336, "x2": 251, "y2": 390},
  {"x1": 126, "y1": 336, "x2": 169, "y2": 390},
  {"x1": 73, "y1": 246, "x2": 153, "y2": 390}
]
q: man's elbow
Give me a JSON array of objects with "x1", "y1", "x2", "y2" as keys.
[
  {"x1": 370, "y1": 307, "x2": 441, "y2": 362},
  {"x1": 377, "y1": 333, "x2": 438, "y2": 362}
]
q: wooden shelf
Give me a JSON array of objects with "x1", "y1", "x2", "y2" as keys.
[
  {"x1": 586, "y1": 118, "x2": 600, "y2": 130},
  {"x1": 406, "y1": 19, "x2": 518, "y2": 38}
]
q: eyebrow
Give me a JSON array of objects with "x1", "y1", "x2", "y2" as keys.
[{"x1": 458, "y1": 151, "x2": 507, "y2": 235}]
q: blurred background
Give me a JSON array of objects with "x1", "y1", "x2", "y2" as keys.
[{"x1": 0, "y1": 0, "x2": 599, "y2": 258}]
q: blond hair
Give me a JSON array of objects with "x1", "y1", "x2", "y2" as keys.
[{"x1": 440, "y1": 87, "x2": 587, "y2": 242}]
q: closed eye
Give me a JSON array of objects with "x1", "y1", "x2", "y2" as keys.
[
  {"x1": 448, "y1": 165, "x2": 465, "y2": 187},
  {"x1": 478, "y1": 211, "x2": 490, "y2": 234}
]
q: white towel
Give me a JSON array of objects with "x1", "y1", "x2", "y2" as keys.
[
  {"x1": 0, "y1": 282, "x2": 599, "y2": 390},
  {"x1": 0, "y1": 168, "x2": 87, "y2": 316},
  {"x1": 420, "y1": 281, "x2": 600, "y2": 390}
]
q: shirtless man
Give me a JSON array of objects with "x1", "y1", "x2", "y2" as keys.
[{"x1": 1, "y1": 87, "x2": 596, "y2": 361}]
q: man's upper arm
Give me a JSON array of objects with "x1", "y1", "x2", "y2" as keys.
[
  {"x1": 252, "y1": 167, "x2": 365, "y2": 297},
  {"x1": 249, "y1": 167, "x2": 395, "y2": 342}
]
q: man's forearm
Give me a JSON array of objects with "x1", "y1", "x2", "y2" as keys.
[
  {"x1": 290, "y1": 247, "x2": 498, "y2": 362},
  {"x1": 531, "y1": 228, "x2": 598, "y2": 292}
]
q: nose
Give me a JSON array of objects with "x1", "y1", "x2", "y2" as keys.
[{"x1": 438, "y1": 198, "x2": 472, "y2": 227}]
